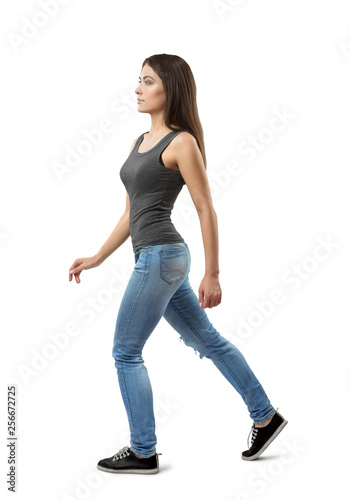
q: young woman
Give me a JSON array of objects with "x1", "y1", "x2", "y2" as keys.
[{"x1": 68, "y1": 53, "x2": 288, "y2": 475}]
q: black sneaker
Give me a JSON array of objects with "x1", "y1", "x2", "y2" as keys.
[
  {"x1": 97, "y1": 446, "x2": 162, "y2": 474},
  {"x1": 241, "y1": 408, "x2": 288, "y2": 461}
]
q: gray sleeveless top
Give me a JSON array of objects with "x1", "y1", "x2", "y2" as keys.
[{"x1": 119, "y1": 129, "x2": 186, "y2": 252}]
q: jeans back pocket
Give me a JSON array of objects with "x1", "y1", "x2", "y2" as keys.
[{"x1": 160, "y1": 248, "x2": 188, "y2": 284}]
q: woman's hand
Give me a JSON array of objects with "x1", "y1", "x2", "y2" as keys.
[
  {"x1": 199, "y1": 274, "x2": 222, "y2": 309},
  {"x1": 69, "y1": 255, "x2": 101, "y2": 284}
]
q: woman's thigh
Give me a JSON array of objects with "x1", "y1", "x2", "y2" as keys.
[{"x1": 112, "y1": 243, "x2": 190, "y2": 358}]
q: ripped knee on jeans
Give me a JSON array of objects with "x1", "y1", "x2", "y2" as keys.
[{"x1": 178, "y1": 335, "x2": 205, "y2": 359}]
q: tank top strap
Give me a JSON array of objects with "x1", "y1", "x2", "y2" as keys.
[
  {"x1": 133, "y1": 132, "x2": 147, "y2": 152},
  {"x1": 132, "y1": 129, "x2": 185, "y2": 156},
  {"x1": 158, "y1": 129, "x2": 184, "y2": 150}
]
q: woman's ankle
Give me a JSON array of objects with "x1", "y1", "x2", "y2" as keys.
[{"x1": 255, "y1": 416, "x2": 273, "y2": 428}]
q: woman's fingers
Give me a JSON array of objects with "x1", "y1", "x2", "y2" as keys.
[
  {"x1": 73, "y1": 270, "x2": 81, "y2": 283},
  {"x1": 69, "y1": 256, "x2": 97, "y2": 283},
  {"x1": 69, "y1": 265, "x2": 76, "y2": 281},
  {"x1": 69, "y1": 260, "x2": 83, "y2": 282}
]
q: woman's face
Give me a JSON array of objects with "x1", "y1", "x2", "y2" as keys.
[{"x1": 135, "y1": 64, "x2": 166, "y2": 114}]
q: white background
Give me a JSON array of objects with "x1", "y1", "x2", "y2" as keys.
[{"x1": 1, "y1": 0, "x2": 349, "y2": 498}]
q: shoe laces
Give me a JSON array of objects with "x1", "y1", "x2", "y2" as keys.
[
  {"x1": 247, "y1": 426, "x2": 259, "y2": 449},
  {"x1": 247, "y1": 407, "x2": 279, "y2": 448},
  {"x1": 112, "y1": 446, "x2": 131, "y2": 461}
]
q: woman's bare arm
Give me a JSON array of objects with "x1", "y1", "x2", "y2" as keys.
[
  {"x1": 94, "y1": 137, "x2": 138, "y2": 264},
  {"x1": 69, "y1": 139, "x2": 137, "y2": 283},
  {"x1": 94, "y1": 193, "x2": 130, "y2": 265},
  {"x1": 173, "y1": 132, "x2": 219, "y2": 276},
  {"x1": 173, "y1": 132, "x2": 221, "y2": 308}
]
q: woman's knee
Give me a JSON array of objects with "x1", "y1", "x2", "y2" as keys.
[{"x1": 113, "y1": 349, "x2": 144, "y2": 368}]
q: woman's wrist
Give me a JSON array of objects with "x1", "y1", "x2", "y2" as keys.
[
  {"x1": 93, "y1": 251, "x2": 105, "y2": 266},
  {"x1": 205, "y1": 269, "x2": 220, "y2": 277}
]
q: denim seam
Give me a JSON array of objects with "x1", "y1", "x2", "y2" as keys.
[
  {"x1": 117, "y1": 250, "x2": 150, "y2": 444},
  {"x1": 168, "y1": 300, "x2": 254, "y2": 410},
  {"x1": 119, "y1": 369, "x2": 135, "y2": 444},
  {"x1": 119, "y1": 250, "x2": 150, "y2": 351}
]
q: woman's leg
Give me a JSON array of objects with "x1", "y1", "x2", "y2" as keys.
[
  {"x1": 162, "y1": 276, "x2": 276, "y2": 426},
  {"x1": 111, "y1": 243, "x2": 190, "y2": 458}
]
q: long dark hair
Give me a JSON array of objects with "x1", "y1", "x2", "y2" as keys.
[{"x1": 141, "y1": 53, "x2": 207, "y2": 170}]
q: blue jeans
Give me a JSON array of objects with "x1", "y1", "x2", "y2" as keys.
[{"x1": 112, "y1": 242, "x2": 275, "y2": 458}]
